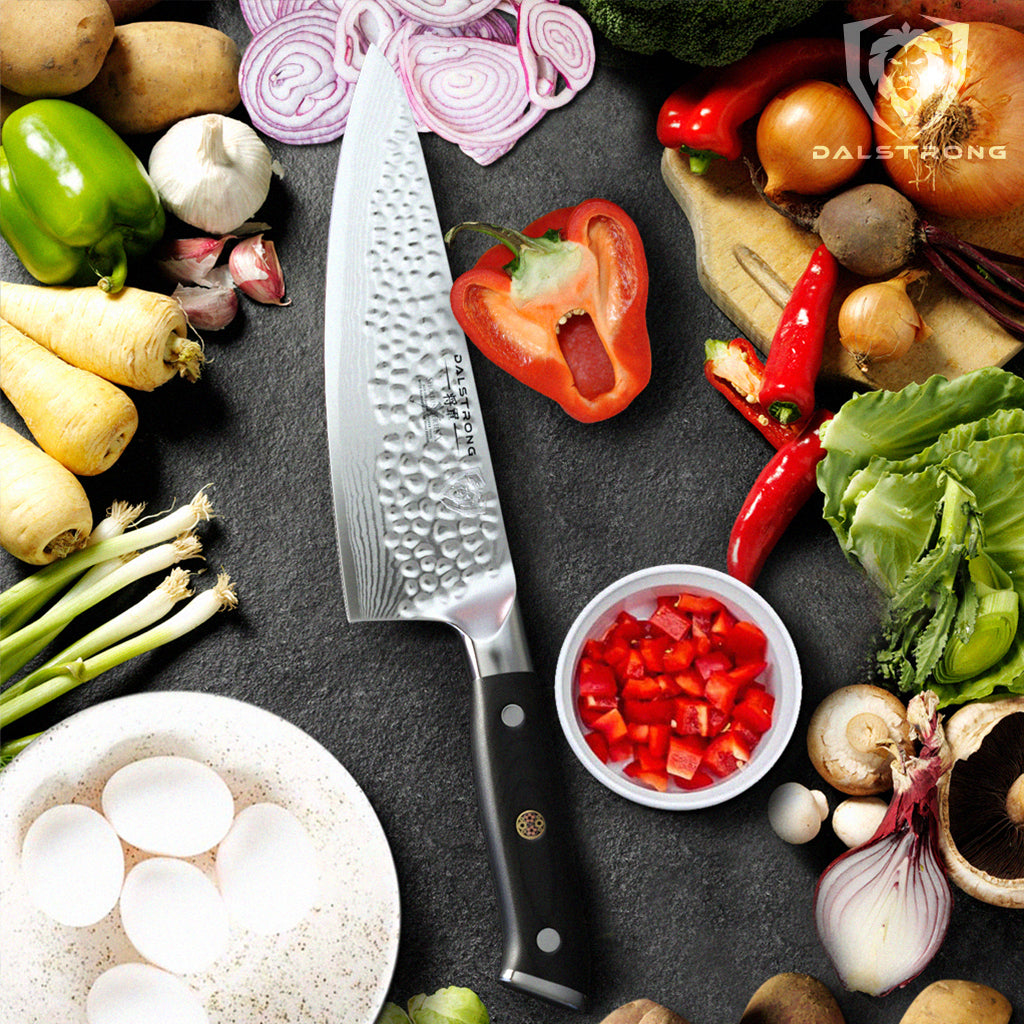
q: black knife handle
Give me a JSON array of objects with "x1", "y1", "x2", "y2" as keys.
[{"x1": 469, "y1": 670, "x2": 590, "y2": 1010}]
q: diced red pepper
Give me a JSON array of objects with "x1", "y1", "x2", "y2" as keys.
[
  {"x1": 733, "y1": 688, "x2": 775, "y2": 733},
  {"x1": 666, "y1": 734, "x2": 706, "y2": 780},
  {"x1": 607, "y1": 735, "x2": 635, "y2": 763},
  {"x1": 647, "y1": 723, "x2": 670, "y2": 759},
  {"x1": 638, "y1": 636, "x2": 670, "y2": 673},
  {"x1": 574, "y1": 589, "x2": 777, "y2": 792},
  {"x1": 649, "y1": 602, "x2": 691, "y2": 640},
  {"x1": 704, "y1": 672, "x2": 744, "y2": 715},
  {"x1": 695, "y1": 651, "x2": 732, "y2": 680},
  {"x1": 703, "y1": 732, "x2": 752, "y2": 777},
  {"x1": 662, "y1": 639, "x2": 696, "y2": 671},
  {"x1": 623, "y1": 760, "x2": 669, "y2": 792},
  {"x1": 578, "y1": 693, "x2": 617, "y2": 726},
  {"x1": 622, "y1": 697, "x2": 675, "y2": 725},
  {"x1": 673, "y1": 697, "x2": 710, "y2": 737},
  {"x1": 578, "y1": 657, "x2": 618, "y2": 697},
  {"x1": 592, "y1": 707, "x2": 629, "y2": 743},
  {"x1": 723, "y1": 619, "x2": 768, "y2": 665},
  {"x1": 584, "y1": 730, "x2": 609, "y2": 763}
]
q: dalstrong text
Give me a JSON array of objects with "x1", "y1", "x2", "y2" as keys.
[{"x1": 812, "y1": 144, "x2": 1007, "y2": 161}]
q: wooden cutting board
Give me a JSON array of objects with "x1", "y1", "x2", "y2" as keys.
[{"x1": 661, "y1": 146, "x2": 1024, "y2": 389}]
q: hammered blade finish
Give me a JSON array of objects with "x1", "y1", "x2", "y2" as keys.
[{"x1": 324, "y1": 47, "x2": 514, "y2": 638}]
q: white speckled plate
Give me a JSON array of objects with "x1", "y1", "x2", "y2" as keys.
[{"x1": 0, "y1": 691, "x2": 401, "y2": 1024}]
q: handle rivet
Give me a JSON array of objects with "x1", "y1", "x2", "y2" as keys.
[
  {"x1": 501, "y1": 703, "x2": 525, "y2": 727},
  {"x1": 516, "y1": 809, "x2": 546, "y2": 839},
  {"x1": 536, "y1": 927, "x2": 561, "y2": 953}
]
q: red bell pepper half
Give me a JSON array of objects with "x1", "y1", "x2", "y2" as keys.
[{"x1": 446, "y1": 199, "x2": 651, "y2": 423}]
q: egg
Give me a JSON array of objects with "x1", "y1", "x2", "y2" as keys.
[
  {"x1": 119, "y1": 858, "x2": 229, "y2": 974},
  {"x1": 86, "y1": 962, "x2": 209, "y2": 1024},
  {"x1": 215, "y1": 802, "x2": 319, "y2": 934},
  {"x1": 102, "y1": 756, "x2": 234, "y2": 857},
  {"x1": 20, "y1": 804, "x2": 124, "y2": 927}
]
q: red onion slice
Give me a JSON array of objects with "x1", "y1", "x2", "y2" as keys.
[
  {"x1": 240, "y1": 9, "x2": 353, "y2": 144},
  {"x1": 400, "y1": 36, "x2": 546, "y2": 162},
  {"x1": 241, "y1": 0, "x2": 327, "y2": 35},
  {"x1": 335, "y1": 0, "x2": 405, "y2": 81},
  {"x1": 389, "y1": 0, "x2": 502, "y2": 28},
  {"x1": 517, "y1": 0, "x2": 595, "y2": 109}
]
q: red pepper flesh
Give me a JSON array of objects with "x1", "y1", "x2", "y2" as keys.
[
  {"x1": 704, "y1": 337, "x2": 803, "y2": 449},
  {"x1": 656, "y1": 38, "x2": 852, "y2": 165},
  {"x1": 727, "y1": 409, "x2": 834, "y2": 586},
  {"x1": 447, "y1": 199, "x2": 651, "y2": 423},
  {"x1": 759, "y1": 244, "x2": 839, "y2": 426}
]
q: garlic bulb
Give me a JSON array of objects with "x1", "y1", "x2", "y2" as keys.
[{"x1": 149, "y1": 115, "x2": 273, "y2": 235}]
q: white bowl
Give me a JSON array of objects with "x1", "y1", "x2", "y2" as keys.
[{"x1": 555, "y1": 564, "x2": 802, "y2": 810}]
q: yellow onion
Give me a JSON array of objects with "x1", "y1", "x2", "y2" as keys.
[
  {"x1": 875, "y1": 22, "x2": 1024, "y2": 219},
  {"x1": 756, "y1": 80, "x2": 872, "y2": 198},
  {"x1": 838, "y1": 269, "x2": 931, "y2": 369}
]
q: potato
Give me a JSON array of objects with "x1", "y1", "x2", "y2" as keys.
[
  {"x1": 0, "y1": 0, "x2": 114, "y2": 96},
  {"x1": 899, "y1": 979, "x2": 1012, "y2": 1024},
  {"x1": 598, "y1": 999, "x2": 693, "y2": 1024},
  {"x1": 79, "y1": 21, "x2": 240, "y2": 134},
  {"x1": 740, "y1": 973, "x2": 845, "y2": 1024}
]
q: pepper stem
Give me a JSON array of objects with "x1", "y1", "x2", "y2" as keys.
[
  {"x1": 768, "y1": 399, "x2": 803, "y2": 425},
  {"x1": 89, "y1": 231, "x2": 129, "y2": 293},
  {"x1": 444, "y1": 221, "x2": 559, "y2": 259}
]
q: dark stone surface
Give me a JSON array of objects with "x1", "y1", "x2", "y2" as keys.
[{"x1": 2, "y1": 2, "x2": 1022, "y2": 1022}]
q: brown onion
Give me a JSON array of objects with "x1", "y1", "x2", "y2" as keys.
[
  {"x1": 756, "y1": 80, "x2": 872, "y2": 198},
  {"x1": 838, "y1": 269, "x2": 931, "y2": 369},
  {"x1": 875, "y1": 22, "x2": 1024, "y2": 219}
]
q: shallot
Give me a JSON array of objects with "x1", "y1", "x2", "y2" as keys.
[{"x1": 814, "y1": 691, "x2": 953, "y2": 997}]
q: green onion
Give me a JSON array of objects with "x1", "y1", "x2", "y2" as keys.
[
  {"x1": 1, "y1": 568, "x2": 194, "y2": 705},
  {"x1": 1, "y1": 573, "x2": 237, "y2": 730},
  {"x1": 0, "y1": 535, "x2": 203, "y2": 667},
  {"x1": 0, "y1": 490, "x2": 213, "y2": 622}
]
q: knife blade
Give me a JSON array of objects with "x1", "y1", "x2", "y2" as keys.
[{"x1": 323, "y1": 46, "x2": 589, "y2": 1010}]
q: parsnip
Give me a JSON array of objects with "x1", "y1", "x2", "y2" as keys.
[
  {"x1": 0, "y1": 318, "x2": 138, "y2": 475},
  {"x1": 0, "y1": 423, "x2": 92, "y2": 565},
  {"x1": 0, "y1": 282, "x2": 202, "y2": 391}
]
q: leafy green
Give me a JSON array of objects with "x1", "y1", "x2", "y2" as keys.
[
  {"x1": 818, "y1": 368, "x2": 1024, "y2": 706},
  {"x1": 407, "y1": 988, "x2": 490, "y2": 1024},
  {"x1": 577, "y1": 0, "x2": 826, "y2": 67}
]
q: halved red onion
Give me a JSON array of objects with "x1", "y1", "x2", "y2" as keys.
[
  {"x1": 400, "y1": 36, "x2": 546, "y2": 163},
  {"x1": 517, "y1": 0, "x2": 595, "y2": 109},
  {"x1": 239, "y1": 9, "x2": 353, "y2": 144},
  {"x1": 389, "y1": 0, "x2": 502, "y2": 29}
]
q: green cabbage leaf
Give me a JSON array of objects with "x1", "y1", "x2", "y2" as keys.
[{"x1": 817, "y1": 368, "x2": 1024, "y2": 706}]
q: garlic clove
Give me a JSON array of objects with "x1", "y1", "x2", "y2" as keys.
[
  {"x1": 158, "y1": 235, "x2": 235, "y2": 286},
  {"x1": 229, "y1": 234, "x2": 289, "y2": 306},
  {"x1": 172, "y1": 281, "x2": 238, "y2": 331}
]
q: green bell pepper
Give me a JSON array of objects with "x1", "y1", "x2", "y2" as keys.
[{"x1": 0, "y1": 99, "x2": 165, "y2": 293}]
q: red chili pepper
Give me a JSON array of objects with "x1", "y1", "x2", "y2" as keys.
[
  {"x1": 759, "y1": 244, "x2": 839, "y2": 426},
  {"x1": 704, "y1": 337, "x2": 803, "y2": 449},
  {"x1": 727, "y1": 409, "x2": 834, "y2": 586},
  {"x1": 656, "y1": 38, "x2": 851, "y2": 169},
  {"x1": 446, "y1": 199, "x2": 651, "y2": 424}
]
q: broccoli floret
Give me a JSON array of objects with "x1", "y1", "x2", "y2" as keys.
[{"x1": 577, "y1": 0, "x2": 828, "y2": 67}]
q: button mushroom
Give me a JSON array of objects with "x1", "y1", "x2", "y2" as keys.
[
  {"x1": 768, "y1": 782, "x2": 829, "y2": 844},
  {"x1": 832, "y1": 796, "x2": 888, "y2": 848},
  {"x1": 806, "y1": 684, "x2": 912, "y2": 795},
  {"x1": 938, "y1": 695, "x2": 1024, "y2": 908}
]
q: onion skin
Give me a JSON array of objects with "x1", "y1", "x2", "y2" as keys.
[
  {"x1": 875, "y1": 22, "x2": 1024, "y2": 219},
  {"x1": 757, "y1": 80, "x2": 872, "y2": 197}
]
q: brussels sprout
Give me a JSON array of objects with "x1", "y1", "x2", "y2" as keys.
[{"x1": 408, "y1": 987, "x2": 490, "y2": 1024}]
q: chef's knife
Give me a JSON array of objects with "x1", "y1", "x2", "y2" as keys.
[{"x1": 323, "y1": 46, "x2": 589, "y2": 1010}]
